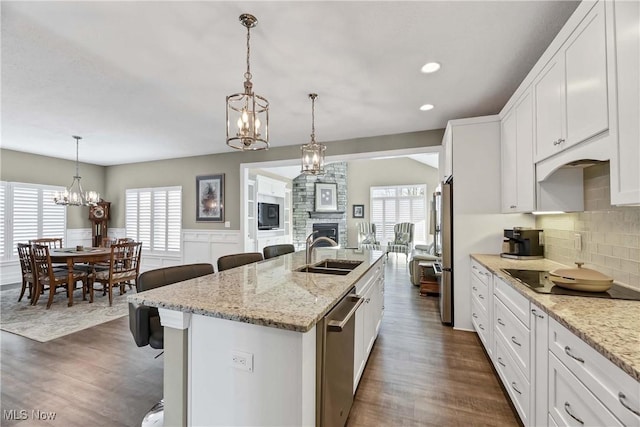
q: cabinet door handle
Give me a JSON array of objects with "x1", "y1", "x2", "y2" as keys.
[
  {"x1": 497, "y1": 318, "x2": 505, "y2": 326},
  {"x1": 511, "y1": 382, "x2": 522, "y2": 395},
  {"x1": 472, "y1": 286, "x2": 478, "y2": 291},
  {"x1": 497, "y1": 357, "x2": 506, "y2": 367},
  {"x1": 564, "y1": 346, "x2": 584, "y2": 363},
  {"x1": 472, "y1": 313, "x2": 478, "y2": 319},
  {"x1": 478, "y1": 294, "x2": 484, "y2": 300},
  {"x1": 531, "y1": 308, "x2": 545, "y2": 319},
  {"x1": 618, "y1": 392, "x2": 640, "y2": 416},
  {"x1": 510, "y1": 205, "x2": 517, "y2": 209},
  {"x1": 478, "y1": 324, "x2": 485, "y2": 331},
  {"x1": 511, "y1": 336, "x2": 521, "y2": 347},
  {"x1": 558, "y1": 138, "x2": 565, "y2": 144},
  {"x1": 553, "y1": 139, "x2": 560, "y2": 146},
  {"x1": 564, "y1": 402, "x2": 584, "y2": 425}
]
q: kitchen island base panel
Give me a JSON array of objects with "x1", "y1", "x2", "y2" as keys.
[{"x1": 187, "y1": 313, "x2": 316, "y2": 427}]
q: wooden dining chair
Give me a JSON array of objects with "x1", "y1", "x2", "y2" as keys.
[
  {"x1": 89, "y1": 241, "x2": 142, "y2": 306},
  {"x1": 30, "y1": 244, "x2": 89, "y2": 309},
  {"x1": 29, "y1": 238, "x2": 67, "y2": 271},
  {"x1": 16, "y1": 243, "x2": 36, "y2": 303}
]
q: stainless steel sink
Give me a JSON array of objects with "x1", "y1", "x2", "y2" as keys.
[{"x1": 296, "y1": 259, "x2": 363, "y2": 275}]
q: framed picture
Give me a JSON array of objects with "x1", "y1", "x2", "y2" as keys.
[
  {"x1": 315, "y1": 182, "x2": 338, "y2": 212},
  {"x1": 196, "y1": 174, "x2": 224, "y2": 222},
  {"x1": 353, "y1": 204, "x2": 364, "y2": 218}
]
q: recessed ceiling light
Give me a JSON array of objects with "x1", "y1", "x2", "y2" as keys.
[
  {"x1": 420, "y1": 104, "x2": 434, "y2": 111},
  {"x1": 421, "y1": 62, "x2": 441, "y2": 73}
]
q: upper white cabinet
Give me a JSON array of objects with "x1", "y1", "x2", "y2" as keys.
[
  {"x1": 608, "y1": 0, "x2": 640, "y2": 205},
  {"x1": 534, "y1": 57, "x2": 566, "y2": 161},
  {"x1": 256, "y1": 175, "x2": 286, "y2": 198},
  {"x1": 501, "y1": 90, "x2": 535, "y2": 213},
  {"x1": 534, "y1": 0, "x2": 608, "y2": 162}
]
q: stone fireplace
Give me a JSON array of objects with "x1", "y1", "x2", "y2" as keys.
[{"x1": 292, "y1": 162, "x2": 347, "y2": 249}]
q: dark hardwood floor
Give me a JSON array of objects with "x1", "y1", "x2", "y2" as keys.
[
  {"x1": 347, "y1": 256, "x2": 518, "y2": 426},
  {"x1": 1, "y1": 257, "x2": 517, "y2": 426}
]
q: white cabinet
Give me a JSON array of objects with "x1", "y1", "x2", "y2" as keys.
[
  {"x1": 534, "y1": 1, "x2": 609, "y2": 162},
  {"x1": 471, "y1": 259, "x2": 493, "y2": 358},
  {"x1": 530, "y1": 304, "x2": 548, "y2": 427},
  {"x1": 501, "y1": 90, "x2": 535, "y2": 213},
  {"x1": 609, "y1": 0, "x2": 640, "y2": 205},
  {"x1": 256, "y1": 175, "x2": 286, "y2": 198},
  {"x1": 548, "y1": 317, "x2": 640, "y2": 427},
  {"x1": 353, "y1": 257, "x2": 385, "y2": 392},
  {"x1": 534, "y1": 57, "x2": 566, "y2": 161}
]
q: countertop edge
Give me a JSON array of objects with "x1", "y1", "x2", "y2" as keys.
[{"x1": 470, "y1": 254, "x2": 640, "y2": 382}]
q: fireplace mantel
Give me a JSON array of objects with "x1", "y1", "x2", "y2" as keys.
[{"x1": 308, "y1": 211, "x2": 345, "y2": 219}]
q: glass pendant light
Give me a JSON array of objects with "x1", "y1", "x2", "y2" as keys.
[
  {"x1": 53, "y1": 136, "x2": 100, "y2": 206},
  {"x1": 301, "y1": 93, "x2": 326, "y2": 175},
  {"x1": 226, "y1": 14, "x2": 269, "y2": 151}
]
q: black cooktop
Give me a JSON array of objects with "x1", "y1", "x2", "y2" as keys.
[{"x1": 501, "y1": 269, "x2": 640, "y2": 301}]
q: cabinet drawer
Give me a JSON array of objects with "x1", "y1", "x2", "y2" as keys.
[
  {"x1": 549, "y1": 317, "x2": 640, "y2": 426},
  {"x1": 471, "y1": 259, "x2": 491, "y2": 285},
  {"x1": 471, "y1": 273, "x2": 489, "y2": 312},
  {"x1": 494, "y1": 297, "x2": 530, "y2": 379},
  {"x1": 471, "y1": 297, "x2": 489, "y2": 348},
  {"x1": 549, "y1": 353, "x2": 623, "y2": 427},
  {"x1": 495, "y1": 334, "x2": 530, "y2": 425},
  {"x1": 494, "y1": 276, "x2": 530, "y2": 327}
]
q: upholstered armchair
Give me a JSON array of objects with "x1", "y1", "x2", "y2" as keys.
[
  {"x1": 386, "y1": 222, "x2": 414, "y2": 262},
  {"x1": 357, "y1": 222, "x2": 380, "y2": 249}
]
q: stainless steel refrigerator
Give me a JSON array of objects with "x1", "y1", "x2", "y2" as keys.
[{"x1": 433, "y1": 177, "x2": 453, "y2": 325}]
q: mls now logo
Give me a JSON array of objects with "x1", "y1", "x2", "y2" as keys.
[{"x1": 3, "y1": 410, "x2": 28, "y2": 421}]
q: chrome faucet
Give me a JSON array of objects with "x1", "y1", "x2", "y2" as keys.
[{"x1": 305, "y1": 231, "x2": 338, "y2": 264}]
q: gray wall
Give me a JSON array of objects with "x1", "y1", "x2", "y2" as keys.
[
  {"x1": 0, "y1": 149, "x2": 106, "y2": 229},
  {"x1": 1, "y1": 128, "x2": 444, "y2": 230},
  {"x1": 346, "y1": 158, "x2": 440, "y2": 247}
]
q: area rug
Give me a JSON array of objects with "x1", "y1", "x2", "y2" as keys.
[{"x1": 0, "y1": 286, "x2": 135, "y2": 342}]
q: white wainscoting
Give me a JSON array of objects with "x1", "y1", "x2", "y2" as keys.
[{"x1": 182, "y1": 229, "x2": 243, "y2": 267}]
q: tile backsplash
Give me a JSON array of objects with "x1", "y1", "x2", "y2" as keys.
[{"x1": 536, "y1": 163, "x2": 640, "y2": 289}]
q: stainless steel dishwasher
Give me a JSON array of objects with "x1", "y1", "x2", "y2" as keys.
[{"x1": 316, "y1": 288, "x2": 364, "y2": 427}]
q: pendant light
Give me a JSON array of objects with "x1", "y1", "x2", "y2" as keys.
[
  {"x1": 301, "y1": 93, "x2": 326, "y2": 175},
  {"x1": 53, "y1": 136, "x2": 100, "y2": 206},
  {"x1": 226, "y1": 13, "x2": 269, "y2": 151}
]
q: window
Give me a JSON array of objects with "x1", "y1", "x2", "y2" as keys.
[
  {"x1": 370, "y1": 184, "x2": 427, "y2": 244},
  {"x1": 126, "y1": 186, "x2": 181, "y2": 254},
  {"x1": 0, "y1": 181, "x2": 67, "y2": 261}
]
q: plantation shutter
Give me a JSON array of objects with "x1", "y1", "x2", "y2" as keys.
[
  {"x1": 126, "y1": 186, "x2": 181, "y2": 253},
  {"x1": 2, "y1": 182, "x2": 66, "y2": 259},
  {"x1": 370, "y1": 184, "x2": 427, "y2": 245}
]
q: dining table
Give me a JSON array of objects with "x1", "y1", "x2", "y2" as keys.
[{"x1": 49, "y1": 247, "x2": 112, "y2": 306}]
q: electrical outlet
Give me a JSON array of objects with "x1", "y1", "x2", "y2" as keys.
[
  {"x1": 231, "y1": 350, "x2": 253, "y2": 372},
  {"x1": 574, "y1": 233, "x2": 582, "y2": 251},
  {"x1": 224, "y1": 221, "x2": 230, "y2": 228}
]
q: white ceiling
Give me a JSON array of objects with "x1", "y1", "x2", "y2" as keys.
[{"x1": 1, "y1": 1, "x2": 579, "y2": 166}]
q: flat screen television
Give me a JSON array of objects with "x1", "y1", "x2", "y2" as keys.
[{"x1": 258, "y1": 202, "x2": 280, "y2": 230}]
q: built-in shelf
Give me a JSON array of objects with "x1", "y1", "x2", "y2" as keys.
[{"x1": 308, "y1": 211, "x2": 345, "y2": 219}]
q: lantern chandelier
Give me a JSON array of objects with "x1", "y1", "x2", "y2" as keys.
[
  {"x1": 226, "y1": 13, "x2": 269, "y2": 151},
  {"x1": 53, "y1": 136, "x2": 100, "y2": 206},
  {"x1": 301, "y1": 93, "x2": 326, "y2": 175}
]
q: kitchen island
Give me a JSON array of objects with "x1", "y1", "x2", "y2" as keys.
[{"x1": 128, "y1": 247, "x2": 385, "y2": 427}]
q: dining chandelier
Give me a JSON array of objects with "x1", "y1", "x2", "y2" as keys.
[
  {"x1": 226, "y1": 13, "x2": 269, "y2": 151},
  {"x1": 301, "y1": 93, "x2": 326, "y2": 175},
  {"x1": 53, "y1": 136, "x2": 100, "y2": 206}
]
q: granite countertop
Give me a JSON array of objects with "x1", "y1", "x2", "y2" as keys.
[
  {"x1": 471, "y1": 254, "x2": 640, "y2": 381},
  {"x1": 128, "y1": 247, "x2": 385, "y2": 333}
]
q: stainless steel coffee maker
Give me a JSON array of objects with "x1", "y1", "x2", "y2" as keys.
[{"x1": 501, "y1": 228, "x2": 544, "y2": 259}]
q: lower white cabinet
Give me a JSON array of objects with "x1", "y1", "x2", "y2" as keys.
[
  {"x1": 549, "y1": 353, "x2": 623, "y2": 427},
  {"x1": 471, "y1": 259, "x2": 640, "y2": 426},
  {"x1": 353, "y1": 257, "x2": 385, "y2": 392},
  {"x1": 548, "y1": 317, "x2": 640, "y2": 427}
]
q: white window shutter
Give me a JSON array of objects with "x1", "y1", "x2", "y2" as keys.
[{"x1": 126, "y1": 186, "x2": 182, "y2": 253}]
